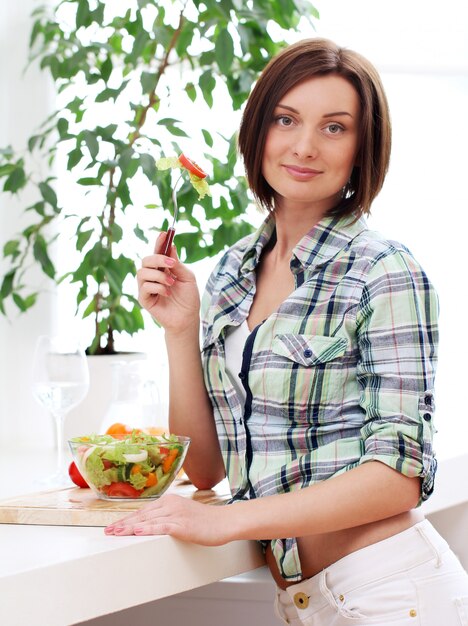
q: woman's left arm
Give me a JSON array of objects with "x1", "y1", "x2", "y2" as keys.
[{"x1": 104, "y1": 460, "x2": 419, "y2": 544}]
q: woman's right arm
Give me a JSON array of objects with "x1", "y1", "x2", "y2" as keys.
[{"x1": 137, "y1": 234, "x2": 225, "y2": 490}]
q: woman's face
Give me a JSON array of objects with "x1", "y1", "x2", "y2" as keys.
[{"x1": 262, "y1": 74, "x2": 361, "y2": 216}]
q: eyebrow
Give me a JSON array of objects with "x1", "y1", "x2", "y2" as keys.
[{"x1": 276, "y1": 103, "x2": 354, "y2": 118}]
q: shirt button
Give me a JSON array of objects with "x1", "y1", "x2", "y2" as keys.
[
  {"x1": 423, "y1": 413, "x2": 432, "y2": 421},
  {"x1": 293, "y1": 592, "x2": 309, "y2": 609},
  {"x1": 238, "y1": 372, "x2": 246, "y2": 381},
  {"x1": 303, "y1": 349, "x2": 313, "y2": 358}
]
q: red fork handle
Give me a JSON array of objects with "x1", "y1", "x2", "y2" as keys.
[{"x1": 161, "y1": 227, "x2": 175, "y2": 256}]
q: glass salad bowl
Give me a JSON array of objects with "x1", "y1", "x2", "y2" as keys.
[{"x1": 68, "y1": 432, "x2": 190, "y2": 500}]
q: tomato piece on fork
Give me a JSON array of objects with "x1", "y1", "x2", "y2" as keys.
[{"x1": 178, "y1": 153, "x2": 207, "y2": 179}]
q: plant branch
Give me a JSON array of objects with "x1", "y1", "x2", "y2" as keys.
[{"x1": 128, "y1": 7, "x2": 187, "y2": 146}]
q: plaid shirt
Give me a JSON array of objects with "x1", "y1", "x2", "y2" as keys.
[{"x1": 201, "y1": 213, "x2": 439, "y2": 581}]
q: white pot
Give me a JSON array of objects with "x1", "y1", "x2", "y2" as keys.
[{"x1": 64, "y1": 353, "x2": 168, "y2": 441}]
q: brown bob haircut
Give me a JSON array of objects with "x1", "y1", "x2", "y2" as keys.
[{"x1": 238, "y1": 38, "x2": 391, "y2": 217}]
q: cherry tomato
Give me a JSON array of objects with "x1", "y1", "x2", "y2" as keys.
[
  {"x1": 68, "y1": 461, "x2": 89, "y2": 488},
  {"x1": 178, "y1": 153, "x2": 207, "y2": 179},
  {"x1": 104, "y1": 482, "x2": 143, "y2": 498}
]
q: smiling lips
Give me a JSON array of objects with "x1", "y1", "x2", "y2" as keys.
[{"x1": 282, "y1": 164, "x2": 323, "y2": 179}]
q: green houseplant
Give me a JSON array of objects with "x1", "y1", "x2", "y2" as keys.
[{"x1": 0, "y1": 0, "x2": 318, "y2": 354}]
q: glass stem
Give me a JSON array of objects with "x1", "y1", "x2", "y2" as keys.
[{"x1": 53, "y1": 411, "x2": 66, "y2": 475}]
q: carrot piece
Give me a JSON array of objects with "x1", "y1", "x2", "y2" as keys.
[
  {"x1": 145, "y1": 472, "x2": 157, "y2": 487},
  {"x1": 131, "y1": 464, "x2": 141, "y2": 475},
  {"x1": 162, "y1": 448, "x2": 179, "y2": 474}
]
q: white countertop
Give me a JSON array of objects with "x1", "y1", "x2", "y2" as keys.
[
  {"x1": 0, "y1": 449, "x2": 265, "y2": 626},
  {"x1": 1, "y1": 448, "x2": 467, "y2": 626}
]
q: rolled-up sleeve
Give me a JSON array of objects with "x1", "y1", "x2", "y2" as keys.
[{"x1": 356, "y1": 249, "x2": 439, "y2": 502}]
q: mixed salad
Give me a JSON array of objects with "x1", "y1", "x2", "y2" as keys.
[{"x1": 70, "y1": 431, "x2": 189, "y2": 499}]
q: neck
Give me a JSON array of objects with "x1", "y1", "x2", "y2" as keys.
[{"x1": 271, "y1": 202, "x2": 328, "y2": 261}]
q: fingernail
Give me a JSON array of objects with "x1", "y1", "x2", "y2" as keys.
[
  {"x1": 104, "y1": 526, "x2": 114, "y2": 534},
  {"x1": 165, "y1": 258, "x2": 175, "y2": 267},
  {"x1": 113, "y1": 526, "x2": 124, "y2": 533}
]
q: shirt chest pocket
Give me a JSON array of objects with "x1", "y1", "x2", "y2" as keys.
[{"x1": 264, "y1": 334, "x2": 349, "y2": 422}]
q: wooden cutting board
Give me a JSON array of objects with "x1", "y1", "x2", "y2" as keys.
[{"x1": 0, "y1": 479, "x2": 231, "y2": 527}]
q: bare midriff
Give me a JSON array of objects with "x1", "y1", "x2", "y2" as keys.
[{"x1": 265, "y1": 509, "x2": 425, "y2": 589}]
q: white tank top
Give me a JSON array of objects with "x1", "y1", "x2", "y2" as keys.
[{"x1": 224, "y1": 320, "x2": 250, "y2": 403}]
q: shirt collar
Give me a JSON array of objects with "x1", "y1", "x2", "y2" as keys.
[
  {"x1": 239, "y1": 212, "x2": 368, "y2": 276},
  {"x1": 239, "y1": 213, "x2": 276, "y2": 276}
]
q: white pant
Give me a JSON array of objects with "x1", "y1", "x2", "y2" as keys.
[{"x1": 275, "y1": 520, "x2": 468, "y2": 625}]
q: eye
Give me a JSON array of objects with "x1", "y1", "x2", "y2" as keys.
[
  {"x1": 324, "y1": 123, "x2": 344, "y2": 135},
  {"x1": 274, "y1": 115, "x2": 294, "y2": 127}
]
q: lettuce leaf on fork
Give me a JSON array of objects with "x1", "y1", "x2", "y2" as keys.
[{"x1": 156, "y1": 156, "x2": 211, "y2": 200}]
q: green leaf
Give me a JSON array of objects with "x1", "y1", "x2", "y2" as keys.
[
  {"x1": 3, "y1": 166, "x2": 26, "y2": 193},
  {"x1": 166, "y1": 125, "x2": 188, "y2": 138},
  {"x1": 67, "y1": 147, "x2": 83, "y2": 169},
  {"x1": 33, "y1": 235, "x2": 55, "y2": 279},
  {"x1": 0, "y1": 146, "x2": 14, "y2": 158},
  {"x1": 175, "y1": 21, "x2": 195, "y2": 56},
  {"x1": 76, "y1": 0, "x2": 92, "y2": 29},
  {"x1": 39, "y1": 181, "x2": 58, "y2": 209},
  {"x1": 104, "y1": 265, "x2": 124, "y2": 295},
  {"x1": 202, "y1": 129, "x2": 214, "y2": 148},
  {"x1": 213, "y1": 220, "x2": 253, "y2": 251},
  {"x1": 0, "y1": 270, "x2": 15, "y2": 298},
  {"x1": 110, "y1": 222, "x2": 123, "y2": 243},
  {"x1": 83, "y1": 130, "x2": 99, "y2": 160},
  {"x1": 26, "y1": 201, "x2": 45, "y2": 216},
  {"x1": 27, "y1": 135, "x2": 42, "y2": 151},
  {"x1": 66, "y1": 96, "x2": 85, "y2": 123},
  {"x1": 77, "y1": 177, "x2": 101, "y2": 186},
  {"x1": 82, "y1": 298, "x2": 96, "y2": 319},
  {"x1": 0, "y1": 164, "x2": 16, "y2": 177},
  {"x1": 95, "y1": 86, "x2": 124, "y2": 103},
  {"x1": 199, "y1": 71, "x2": 216, "y2": 108},
  {"x1": 100, "y1": 56, "x2": 113, "y2": 82},
  {"x1": 57, "y1": 117, "x2": 69, "y2": 139},
  {"x1": 130, "y1": 30, "x2": 149, "y2": 62},
  {"x1": 12, "y1": 292, "x2": 37, "y2": 312},
  {"x1": 139, "y1": 153, "x2": 156, "y2": 180},
  {"x1": 134, "y1": 225, "x2": 148, "y2": 243},
  {"x1": 130, "y1": 303, "x2": 145, "y2": 331},
  {"x1": 3, "y1": 240, "x2": 20, "y2": 258},
  {"x1": 185, "y1": 82, "x2": 197, "y2": 103},
  {"x1": 76, "y1": 229, "x2": 93, "y2": 251},
  {"x1": 215, "y1": 28, "x2": 234, "y2": 74},
  {"x1": 116, "y1": 180, "x2": 131, "y2": 207},
  {"x1": 12, "y1": 293, "x2": 27, "y2": 312},
  {"x1": 140, "y1": 71, "x2": 157, "y2": 94}
]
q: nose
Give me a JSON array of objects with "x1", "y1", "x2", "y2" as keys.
[{"x1": 292, "y1": 129, "x2": 318, "y2": 159}]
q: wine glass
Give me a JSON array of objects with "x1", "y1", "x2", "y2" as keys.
[{"x1": 32, "y1": 335, "x2": 89, "y2": 487}]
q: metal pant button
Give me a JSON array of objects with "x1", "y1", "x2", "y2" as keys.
[{"x1": 293, "y1": 592, "x2": 309, "y2": 609}]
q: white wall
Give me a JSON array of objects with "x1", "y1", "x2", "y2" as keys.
[{"x1": 0, "y1": 1, "x2": 57, "y2": 447}]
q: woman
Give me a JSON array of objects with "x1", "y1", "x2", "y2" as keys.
[{"x1": 106, "y1": 39, "x2": 468, "y2": 624}]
